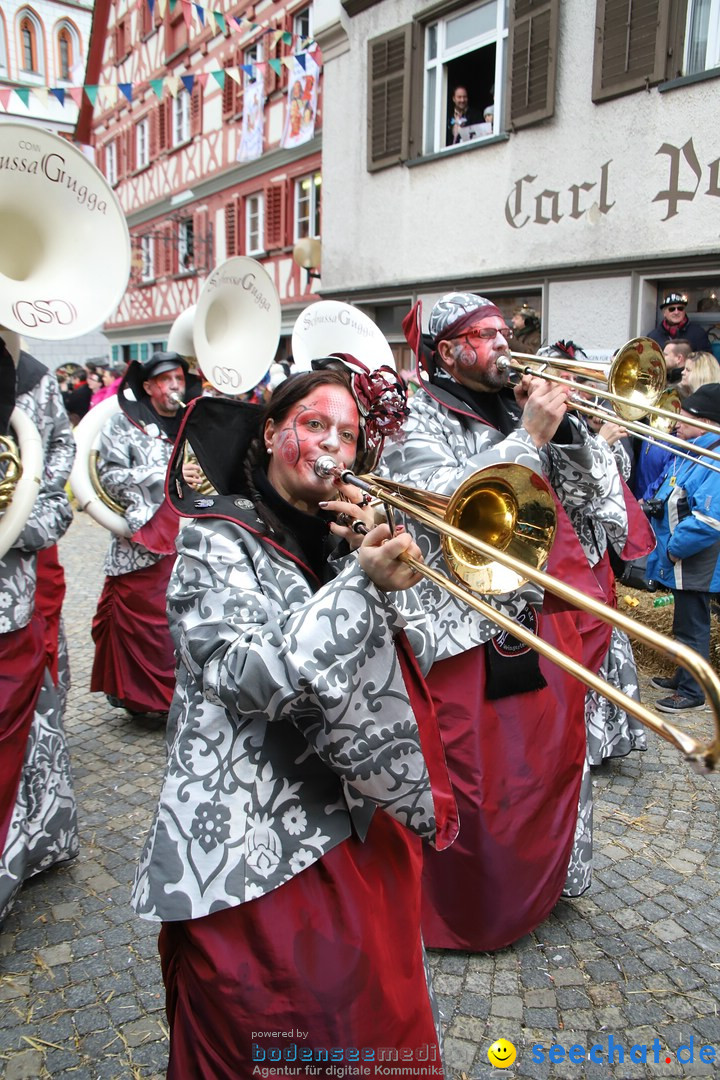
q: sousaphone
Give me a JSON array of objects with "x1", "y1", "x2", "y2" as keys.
[
  {"x1": 0, "y1": 123, "x2": 131, "y2": 555},
  {"x1": 292, "y1": 300, "x2": 397, "y2": 372}
]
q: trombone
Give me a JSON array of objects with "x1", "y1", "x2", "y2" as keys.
[
  {"x1": 500, "y1": 338, "x2": 720, "y2": 472},
  {"x1": 317, "y1": 457, "x2": 720, "y2": 773}
]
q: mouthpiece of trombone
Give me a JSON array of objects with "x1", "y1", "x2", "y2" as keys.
[{"x1": 315, "y1": 456, "x2": 338, "y2": 477}]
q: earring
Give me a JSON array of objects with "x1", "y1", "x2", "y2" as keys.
[{"x1": 266, "y1": 445, "x2": 273, "y2": 455}]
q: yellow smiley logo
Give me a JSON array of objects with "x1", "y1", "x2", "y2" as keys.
[{"x1": 488, "y1": 1039, "x2": 517, "y2": 1068}]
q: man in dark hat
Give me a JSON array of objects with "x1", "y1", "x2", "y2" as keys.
[
  {"x1": 90, "y1": 351, "x2": 189, "y2": 720},
  {"x1": 647, "y1": 293, "x2": 711, "y2": 351},
  {"x1": 385, "y1": 292, "x2": 652, "y2": 953},
  {"x1": 0, "y1": 329, "x2": 78, "y2": 924},
  {"x1": 646, "y1": 383, "x2": 720, "y2": 713}
]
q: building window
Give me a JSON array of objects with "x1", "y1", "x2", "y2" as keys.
[
  {"x1": 178, "y1": 219, "x2": 194, "y2": 271},
  {"x1": 19, "y1": 15, "x2": 38, "y2": 72},
  {"x1": 136, "y1": 117, "x2": 150, "y2": 169},
  {"x1": 140, "y1": 235, "x2": 154, "y2": 282},
  {"x1": 0, "y1": 15, "x2": 8, "y2": 76},
  {"x1": 684, "y1": 0, "x2": 720, "y2": 74},
  {"x1": 172, "y1": 92, "x2": 190, "y2": 146},
  {"x1": 244, "y1": 40, "x2": 262, "y2": 88},
  {"x1": 57, "y1": 25, "x2": 73, "y2": 80},
  {"x1": 106, "y1": 140, "x2": 118, "y2": 186},
  {"x1": 294, "y1": 6, "x2": 313, "y2": 43},
  {"x1": 424, "y1": 0, "x2": 505, "y2": 153},
  {"x1": 245, "y1": 193, "x2": 264, "y2": 255},
  {"x1": 294, "y1": 173, "x2": 321, "y2": 240}
]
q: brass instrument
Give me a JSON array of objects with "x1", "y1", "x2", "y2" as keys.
[
  {"x1": 501, "y1": 338, "x2": 720, "y2": 472},
  {"x1": 0, "y1": 435, "x2": 23, "y2": 511},
  {"x1": 170, "y1": 394, "x2": 215, "y2": 496},
  {"x1": 316, "y1": 457, "x2": 720, "y2": 773}
]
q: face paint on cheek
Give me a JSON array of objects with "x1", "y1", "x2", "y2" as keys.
[
  {"x1": 456, "y1": 341, "x2": 480, "y2": 368},
  {"x1": 275, "y1": 426, "x2": 302, "y2": 465}
]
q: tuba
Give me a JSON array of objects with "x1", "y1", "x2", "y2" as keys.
[
  {"x1": 291, "y1": 300, "x2": 397, "y2": 372},
  {"x1": 0, "y1": 123, "x2": 131, "y2": 552}
]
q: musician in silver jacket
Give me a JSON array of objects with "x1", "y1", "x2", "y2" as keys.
[
  {"x1": 0, "y1": 340, "x2": 77, "y2": 925},
  {"x1": 384, "y1": 293, "x2": 619, "y2": 952},
  {"x1": 90, "y1": 352, "x2": 188, "y2": 718},
  {"x1": 131, "y1": 366, "x2": 457, "y2": 1078}
]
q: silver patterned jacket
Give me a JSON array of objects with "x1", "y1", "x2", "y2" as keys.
[
  {"x1": 96, "y1": 410, "x2": 174, "y2": 577},
  {"x1": 132, "y1": 516, "x2": 442, "y2": 922},
  {"x1": 0, "y1": 355, "x2": 74, "y2": 633},
  {"x1": 381, "y1": 380, "x2": 611, "y2": 660}
]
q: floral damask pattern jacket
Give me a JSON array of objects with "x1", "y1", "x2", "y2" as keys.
[
  {"x1": 0, "y1": 361, "x2": 74, "y2": 634},
  {"x1": 97, "y1": 412, "x2": 174, "y2": 576},
  {"x1": 132, "y1": 518, "x2": 442, "y2": 922},
  {"x1": 381, "y1": 387, "x2": 610, "y2": 660}
]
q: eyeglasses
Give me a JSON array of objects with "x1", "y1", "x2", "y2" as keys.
[
  {"x1": 458, "y1": 327, "x2": 513, "y2": 342},
  {"x1": 666, "y1": 305, "x2": 686, "y2": 312}
]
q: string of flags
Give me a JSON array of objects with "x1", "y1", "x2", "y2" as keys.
[{"x1": 0, "y1": 0, "x2": 322, "y2": 112}]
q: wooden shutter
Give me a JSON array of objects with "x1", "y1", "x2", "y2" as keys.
[
  {"x1": 126, "y1": 125, "x2": 136, "y2": 173},
  {"x1": 150, "y1": 107, "x2": 159, "y2": 158},
  {"x1": 280, "y1": 13, "x2": 293, "y2": 91},
  {"x1": 194, "y1": 208, "x2": 209, "y2": 269},
  {"x1": 117, "y1": 133, "x2": 127, "y2": 178},
  {"x1": 592, "y1": 0, "x2": 671, "y2": 103},
  {"x1": 191, "y1": 82, "x2": 203, "y2": 135},
  {"x1": 367, "y1": 24, "x2": 414, "y2": 172},
  {"x1": 507, "y1": 0, "x2": 559, "y2": 129},
  {"x1": 165, "y1": 223, "x2": 178, "y2": 276},
  {"x1": 157, "y1": 99, "x2": 171, "y2": 151},
  {"x1": 264, "y1": 182, "x2": 286, "y2": 250},
  {"x1": 224, "y1": 200, "x2": 238, "y2": 258},
  {"x1": 222, "y1": 61, "x2": 236, "y2": 119}
]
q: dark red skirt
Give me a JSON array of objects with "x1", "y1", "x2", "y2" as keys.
[
  {"x1": 91, "y1": 558, "x2": 176, "y2": 713},
  {"x1": 159, "y1": 811, "x2": 443, "y2": 1080},
  {"x1": 0, "y1": 614, "x2": 47, "y2": 851},
  {"x1": 35, "y1": 545, "x2": 66, "y2": 685},
  {"x1": 421, "y1": 608, "x2": 592, "y2": 952}
]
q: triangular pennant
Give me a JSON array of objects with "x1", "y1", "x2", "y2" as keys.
[
  {"x1": 230, "y1": 16, "x2": 244, "y2": 32},
  {"x1": 148, "y1": 0, "x2": 155, "y2": 14},
  {"x1": 195, "y1": 71, "x2": 209, "y2": 90},
  {"x1": 212, "y1": 10, "x2": 226, "y2": 33},
  {"x1": 33, "y1": 87, "x2": 49, "y2": 107},
  {"x1": 14, "y1": 87, "x2": 31, "y2": 108},
  {"x1": 181, "y1": 0, "x2": 193, "y2": 30},
  {"x1": 150, "y1": 78, "x2": 165, "y2": 99},
  {"x1": 169, "y1": 0, "x2": 178, "y2": 11},
  {"x1": 227, "y1": 66, "x2": 242, "y2": 84},
  {"x1": 118, "y1": 82, "x2": 133, "y2": 102},
  {"x1": 157, "y1": 0, "x2": 167, "y2": 16},
  {"x1": 166, "y1": 74, "x2": 182, "y2": 98},
  {"x1": 268, "y1": 58, "x2": 282, "y2": 75},
  {"x1": 68, "y1": 86, "x2": 84, "y2": 107},
  {"x1": 281, "y1": 56, "x2": 295, "y2": 71},
  {"x1": 272, "y1": 29, "x2": 283, "y2": 46},
  {"x1": 0, "y1": 88, "x2": 12, "y2": 111},
  {"x1": 295, "y1": 53, "x2": 307, "y2": 71},
  {"x1": 282, "y1": 31, "x2": 293, "y2": 46},
  {"x1": 102, "y1": 84, "x2": 118, "y2": 108},
  {"x1": 84, "y1": 85, "x2": 99, "y2": 105},
  {"x1": 50, "y1": 87, "x2": 66, "y2": 106},
  {"x1": 254, "y1": 61, "x2": 267, "y2": 71},
  {"x1": 309, "y1": 47, "x2": 323, "y2": 66},
  {"x1": 181, "y1": 74, "x2": 195, "y2": 94},
  {"x1": 194, "y1": 2, "x2": 204, "y2": 24},
  {"x1": 211, "y1": 69, "x2": 225, "y2": 89}
]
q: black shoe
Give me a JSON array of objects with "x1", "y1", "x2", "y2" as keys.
[
  {"x1": 650, "y1": 676, "x2": 678, "y2": 690},
  {"x1": 106, "y1": 694, "x2": 123, "y2": 709},
  {"x1": 656, "y1": 693, "x2": 706, "y2": 714},
  {"x1": 645, "y1": 579, "x2": 658, "y2": 592}
]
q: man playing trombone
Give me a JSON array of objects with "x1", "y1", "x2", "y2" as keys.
[{"x1": 389, "y1": 292, "x2": 632, "y2": 951}]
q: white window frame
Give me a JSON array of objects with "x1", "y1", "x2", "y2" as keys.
[
  {"x1": 244, "y1": 40, "x2": 263, "y2": 89},
  {"x1": 294, "y1": 172, "x2": 321, "y2": 241},
  {"x1": 684, "y1": 0, "x2": 720, "y2": 74},
  {"x1": 423, "y1": 0, "x2": 507, "y2": 155},
  {"x1": 293, "y1": 6, "x2": 313, "y2": 43},
  {"x1": 136, "y1": 116, "x2": 150, "y2": 169},
  {"x1": 106, "y1": 140, "x2": 118, "y2": 186},
  {"x1": 178, "y1": 218, "x2": 194, "y2": 271},
  {"x1": 172, "y1": 91, "x2": 190, "y2": 146},
  {"x1": 0, "y1": 17, "x2": 8, "y2": 77},
  {"x1": 245, "y1": 193, "x2": 264, "y2": 255},
  {"x1": 140, "y1": 235, "x2": 154, "y2": 282},
  {"x1": 18, "y1": 8, "x2": 45, "y2": 81}
]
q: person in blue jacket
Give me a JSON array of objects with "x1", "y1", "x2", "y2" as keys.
[{"x1": 646, "y1": 383, "x2": 720, "y2": 713}]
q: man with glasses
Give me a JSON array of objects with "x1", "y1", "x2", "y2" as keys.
[
  {"x1": 647, "y1": 293, "x2": 711, "y2": 351},
  {"x1": 384, "y1": 292, "x2": 623, "y2": 952}
]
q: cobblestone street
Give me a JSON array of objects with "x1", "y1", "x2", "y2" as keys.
[{"x1": 1, "y1": 510, "x2": 719, "y2": 1080}]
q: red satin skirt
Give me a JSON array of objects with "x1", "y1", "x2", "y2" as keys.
[
  {"x1": 35, "y1": 545, "x2": 66, "y2": 685},
  {"x1": 159, "y1": 811, "x2": 443, "y2": 1080},
  {"x1": 0, "y1": 614, "x2": 47, "y2": 851},
  {"x1": 91, "y1": 558, "x2": 175, "y2": 713},
  {"x1": 421, "y1": 608, "x2": 595, "y2": 952}
]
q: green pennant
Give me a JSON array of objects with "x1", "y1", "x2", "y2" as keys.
[
  {"x1": 268, "y1": 58, "x2": 282, "y2": 75},
  {"x1": 84, "y1": 85, "x2": 98, "y2": 105},
  {"x1": 169, "y1": 0, "x2": 178, "y2": 10},
  {"x1": 150, "y1": 78, "x2": 165, "y2": 99},
  {"x1": 282, "y1": 31, "x2": 293, "y2": 45},
  {"x1": 211, "y1": 69, "x2": 225, "y2": 89},
  {"x1": 14, "y1": 87, "x2": 31, "y2": 108},
  {"x1": 212, "y1": 10, "x2": 226, "y2": 33}
]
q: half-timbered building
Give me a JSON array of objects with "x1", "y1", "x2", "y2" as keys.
[{"x1": 78, "y1": 0, "x2": 321, "y2": 368}]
